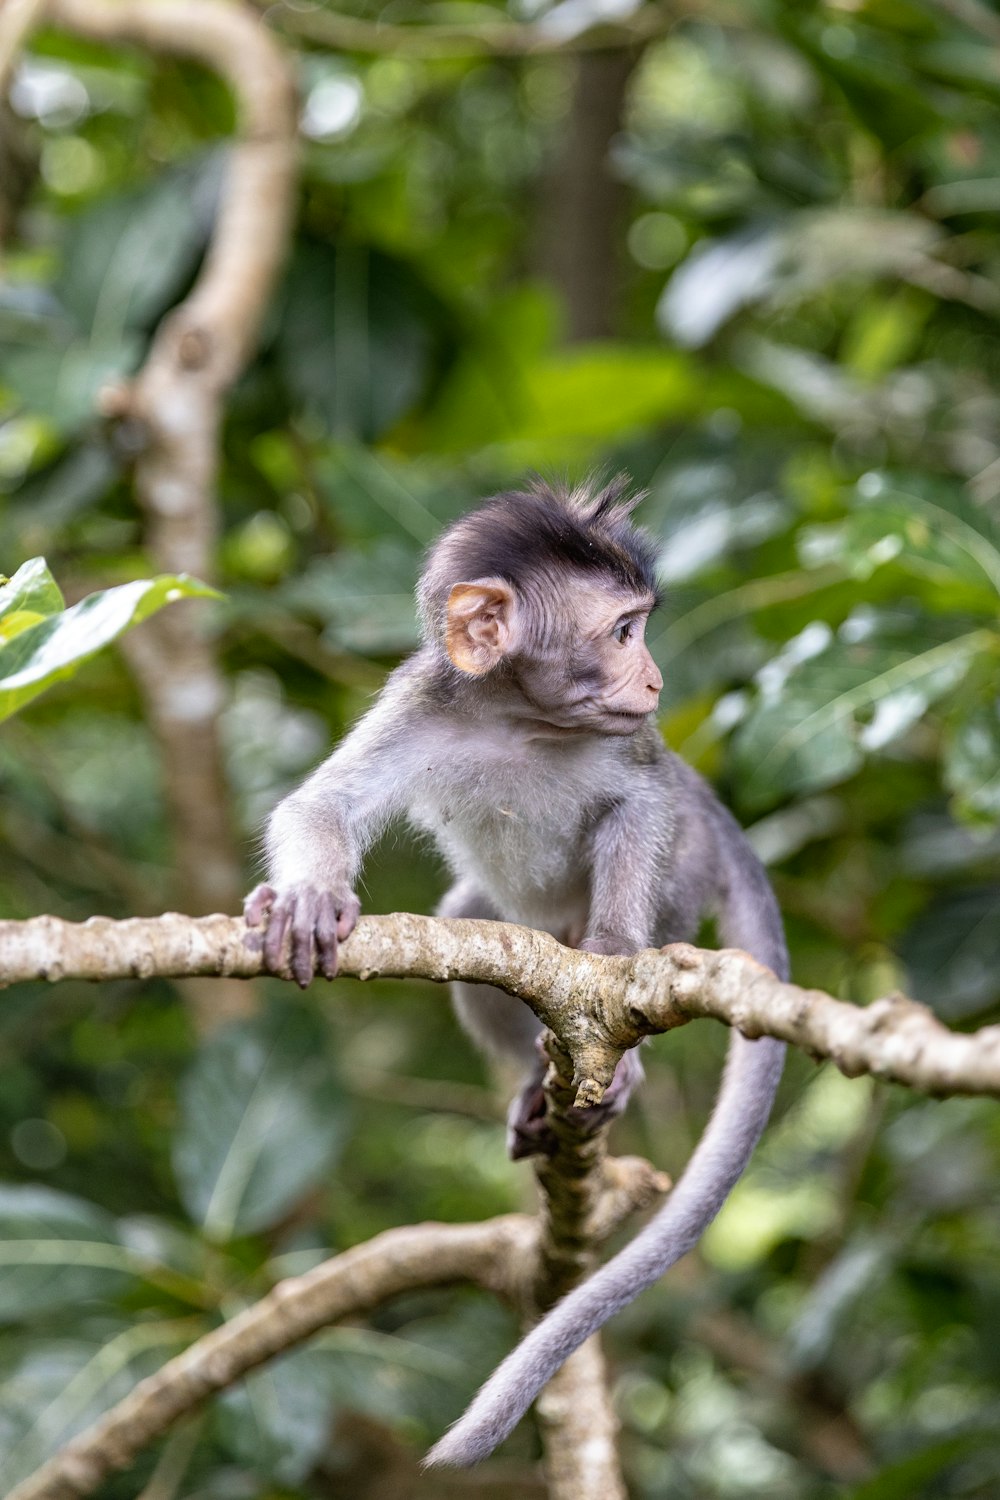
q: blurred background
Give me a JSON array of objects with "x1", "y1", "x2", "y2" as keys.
[{"x1": 3, "y1": 0, "x2": 1000, "y2": 1495}]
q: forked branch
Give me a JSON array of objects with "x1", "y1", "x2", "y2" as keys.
[{"x1": 1, "y1": 910, "x2": 997, "y2": 1103}]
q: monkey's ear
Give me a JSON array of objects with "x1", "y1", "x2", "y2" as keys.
[{"x1": 445, "y1": 578, "x2": 518, "y2": 675}]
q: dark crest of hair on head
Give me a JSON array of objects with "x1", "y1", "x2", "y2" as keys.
[{"x1": 420, "y1": 478, "x2": 660, "y2": 639}]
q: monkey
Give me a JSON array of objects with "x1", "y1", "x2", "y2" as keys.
[{"x1": 244, "y1": 478, "x2": 787, "y2": 1468}]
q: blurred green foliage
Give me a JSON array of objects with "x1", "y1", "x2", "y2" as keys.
[{"x1": 3, "y1": 0, "x2": 1000, "y2": 1495}]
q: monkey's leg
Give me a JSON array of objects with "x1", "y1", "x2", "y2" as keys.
[
  {"x1": 439, "y1": 885, "x2": 643, "y2": 1158},
  {"x1": 438, "y1": 881, "x2": 543, "y2": 1062},
  {"x1": 506, "y1": 937, "x2": 646, "y2": 1161},
  {"x1": 438, "y1": 882, "x2": 545, "y2": 1160}
]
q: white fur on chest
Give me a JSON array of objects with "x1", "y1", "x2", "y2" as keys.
[{"x1": 406, "y1": 723, "x2": 616, "y2": 926}]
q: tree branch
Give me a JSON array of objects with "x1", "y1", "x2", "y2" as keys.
[
  {"x1": 526, "y1": 1039, "x2": 669, "y2": 1499},
  {"x1": 6, "y1": 1217, "x2": 536, "y2": 1500},
  {"x1": 1, "y1": 911, "x2": 998, "y2": 1102},
  {"x1": 536, "y1": 1338, "x2": 627, "y2": 1500},
  {"x1": 6, "y1": 1127, "x2": 663, "y2": 1500},
  {"x1": 0, "y1": 0, "x2": 48, "y2": 95},
  {"x1": 42, "y1": 0, "x2": 299, "y2": 1026}
]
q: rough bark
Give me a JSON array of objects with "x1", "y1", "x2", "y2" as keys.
[
  {"x1": 529, "y1": 1038, "x2": 669, "y2": 1499},
  {"x1": 536, "y1": 1338, "x2": 627, "y2": 1500},
  {"x1": 2, "y1": 911, "x2": 999, "y2": 1102}
]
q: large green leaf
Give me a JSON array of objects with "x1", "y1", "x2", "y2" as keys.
[
  {"x1": 424, "y1": 340, "x2": 702, "y2": 461},
  {"x1": 0, "y1": 571, "x2": 217, "y2": 722},
  {"x1": 173, "y1": 1007, "x2": 348, "y2": 1240},
  {"x1": 645, "y1": 457, "x2": 792, "y2": 583},
  {"x1": 55, "y1": 158, "x2": 214, "y2": 334},
  {"x1": 0, "y1": 558, "x2": 64, "y2": 640},
  {"x1": 901, "y1": 885, "x2": 1000, "y2": 1019},
  {"x1": 945, "y1": 703, "x2": 1000, "y2": 824},
  {"x1": 1, "y1": 340, "x2": 143, "y2": 436},
  {"x1": 731, "y1": 619, "x2": 994, "y2": 810},
  {"x1": 0, "y1": 1185, "x2": 132, "y2": 1322},
  {"x1": 215, "y1": 1346, "x2": 342, "y2": 1485},
  {"x1": 0, "y1": 1321, "x2": 194, "y2": 1492},
  {"x1": 277, "y1": 242, "x2": 446, "y2": 443},
  {"x1": 281, "y1": 539, "x2": 419, "y2": 655},
  {"x1": 800, "y1": 477, "x2": 1000, "y2": 611}
]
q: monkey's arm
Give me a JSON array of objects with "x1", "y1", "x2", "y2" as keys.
[
  {"x1": 246, "y1": 666, "x2": 428, "y2": 984},
  {"x1": 425, "y1": 777, "x2": 787, "y2": 1469},
  {"x1": 581, "y1": 780, "x2": 666, "y2": 955}
]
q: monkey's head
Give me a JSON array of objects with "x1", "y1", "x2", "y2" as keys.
[{"x1": 419, "y1": 479, "x2": 663, "y2": 735}]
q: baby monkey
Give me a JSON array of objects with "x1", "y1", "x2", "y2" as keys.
[{"x1": 246, "y1": 479, "x2": 787, "y2": 1467}]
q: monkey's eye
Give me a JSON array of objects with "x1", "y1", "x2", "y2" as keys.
[{"x1": 613, "y1": 620, "x2": 633, "y2": 645}]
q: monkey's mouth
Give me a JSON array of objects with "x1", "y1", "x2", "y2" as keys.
[
  {"x1": 517, "y1": 705, "x2": 654, "y2": 737},
  {"x1": 597, "y1": 709, "x2": 652, "y2": 735}
]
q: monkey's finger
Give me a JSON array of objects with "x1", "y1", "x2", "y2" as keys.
[
  {"x1": 244, "y1": 884, "x2": 276, "y2": 927},
  {"x1": 316, "y1": 892, "x2": 339, "y2": 980},
  {"x1": 291, "y1": 891, "x2": 318, "y2": 989},
  {"x1": 264, "y1": 897, "x2": 293, "y2": 975},
  {"x1": 335, "y1": 892, "x2": 360, "y2": 941}
]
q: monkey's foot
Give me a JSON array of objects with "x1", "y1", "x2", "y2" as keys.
[
  {"x1": 506, "y1": 1069, "x2": 551, "y2": 1160},
  {"x1": 506, "y1": 1048, "x2": 645, "y2": 1160}
]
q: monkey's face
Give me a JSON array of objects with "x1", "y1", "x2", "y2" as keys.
[{"x1": 444, "y1": 572, "x2": 662, "y2": 735}]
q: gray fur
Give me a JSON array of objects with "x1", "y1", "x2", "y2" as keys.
[{"x1": 255, "y1": 485, "x2": 788, "y2": 1467}]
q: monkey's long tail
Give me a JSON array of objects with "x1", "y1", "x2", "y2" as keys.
[{"x1": 424, "y1": 1030, "x2": 785, "y2": 1468}]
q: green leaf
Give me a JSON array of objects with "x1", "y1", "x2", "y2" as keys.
[
  {"x1": 0, "y1": 443, "x2": 122, "y2": 558},
  {"x1": 0, "y1": 559, "x2": 65, "y2": 639},
  {"x1": 1, "y1": 340, "x2": 143, "y2": 436},
  {"x1": 901, "y1": 885, "x2": 1000, "y2": 1019},
  {"x1": 731, "y1": 620, "x2": 993, "y2": 810},
  {"x1": 425, "y1": 341, "x2": 700, "y2": 461},
  {"x1": 801, "y1": 478, "x2": 1000, "y2": 609},
  {"x1": 946, "y1": 703, "x2": 1000, "y2": 823},
  {"x1": 216, "y1": 1346, "x2": 341, "y2": 1485},
  {"x1": 277, "y1": 242, "x2": 445, "y2": 442},
  {"x1": 55, "y1": 158, "x2": 213, "y2": 334},
  {"x1": 0, "y1": 1185, "x2": 132, "y2": 1322},
  {"x1": 281, "y1": 538, "x2": 419, "y2": 655},
  {"x1": 645, "y1": 459, "x2": 791, "y2": 583},
  {"x1": 0, "y1": 572, "x2": 218, "y2": 722},
  {"x1": 173, "y1": 1007, "x2": 348, "y2": 1240},
  {"x1": 847, "y1": 1431, "x2": 996, "y2": 1500},
  {"x1": 517, "y1": 346, "x2": 696, "y2": 444},
  {"x1": 0, "y1": 1321, "x2": 194, "y2": 1492}
]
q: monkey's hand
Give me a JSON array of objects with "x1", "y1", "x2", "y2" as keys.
[{"x1": 244, "y1": 882, "x2": 361, "y2": 988}]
